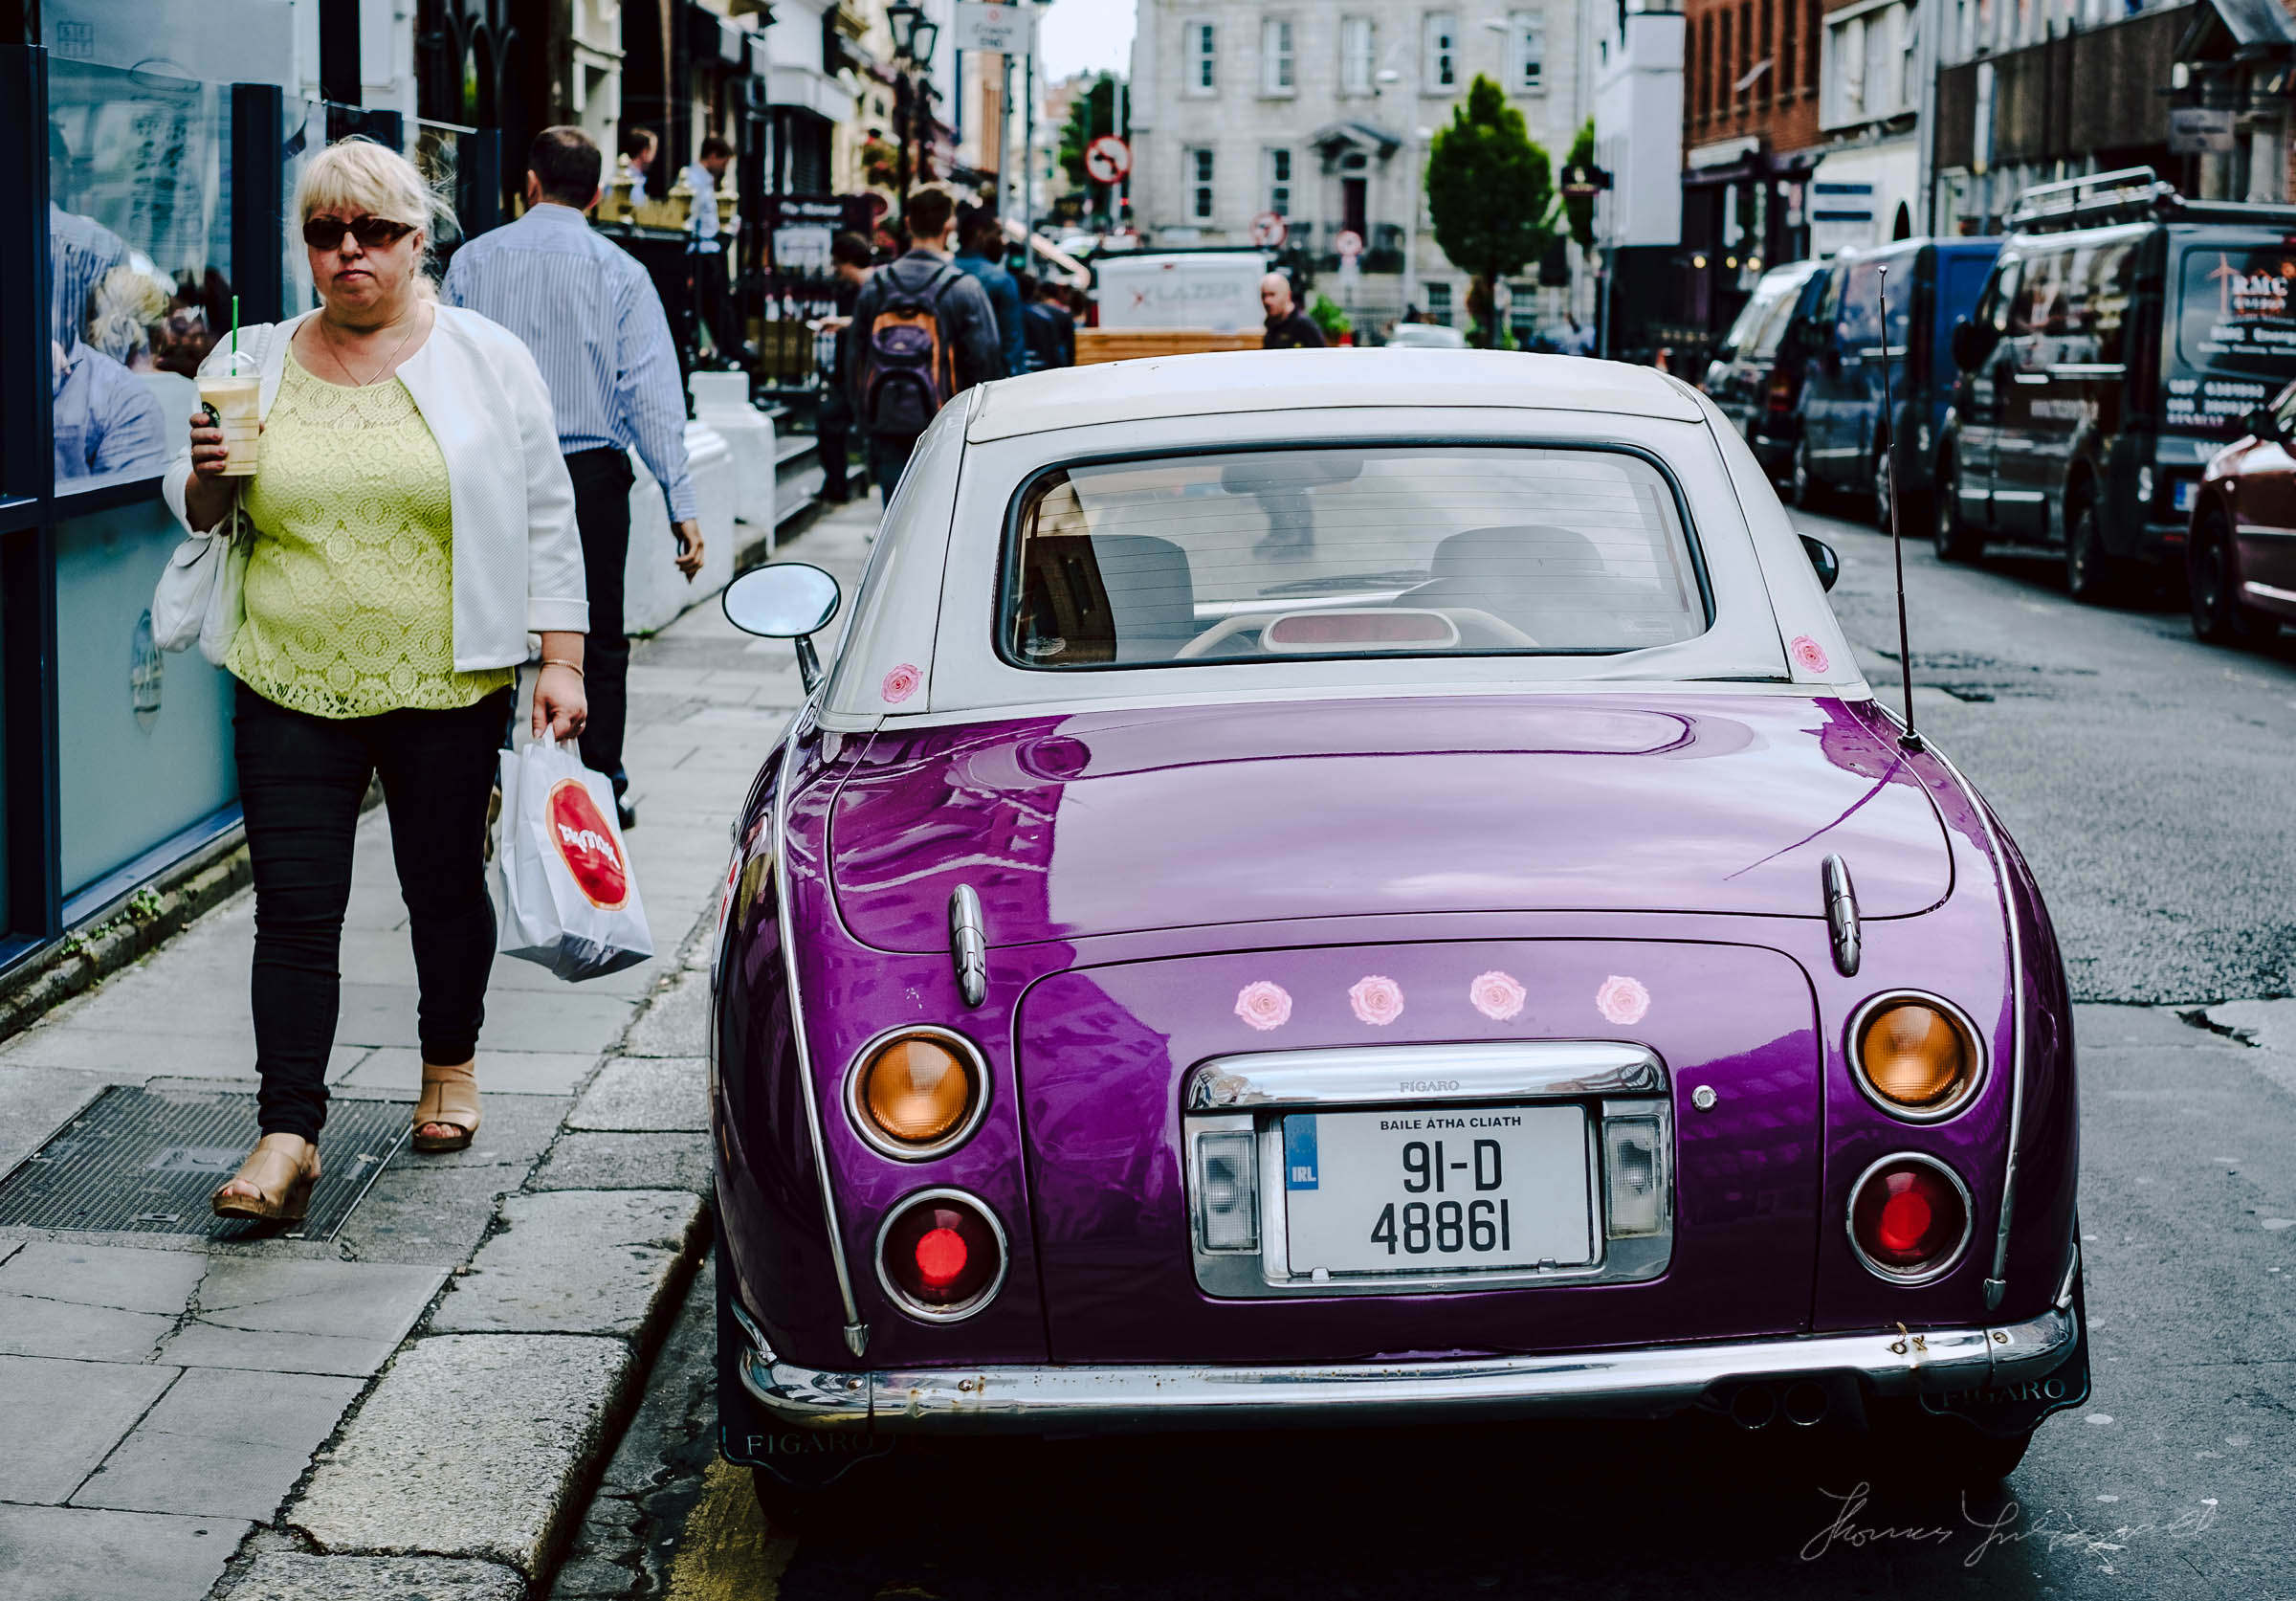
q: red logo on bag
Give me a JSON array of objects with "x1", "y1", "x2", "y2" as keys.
[{"x1": 547, "y1": 779, "x2": 629, "y2": 909}]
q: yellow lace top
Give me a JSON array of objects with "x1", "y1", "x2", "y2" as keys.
[{"x1": 227, "y1": 350, "x2": 516, "y2": 719}]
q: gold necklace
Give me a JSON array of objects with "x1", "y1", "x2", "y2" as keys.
[{"x1": 315, "y1": 304, "x2": 424, "y2": 387}]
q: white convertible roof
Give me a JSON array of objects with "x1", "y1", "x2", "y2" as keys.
[{"x1": 965, "y1": 348, "x2": 1708, "y2": 441}]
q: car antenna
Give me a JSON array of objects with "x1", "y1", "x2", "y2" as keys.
[{"x1": 1876, "y1": 266, "x2": 1923, "y2": 753}]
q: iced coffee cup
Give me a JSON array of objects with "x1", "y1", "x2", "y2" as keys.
[{"x1": 197, "y1": 355, "x2": 262, "y2": 478}]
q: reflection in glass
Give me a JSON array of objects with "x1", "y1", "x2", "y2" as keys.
[{"x1": 48, "y1": 57, "x2": 232, "y2": 492}]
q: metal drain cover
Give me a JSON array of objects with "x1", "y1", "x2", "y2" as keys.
[{"x1": 0, "y1": 1086, "x2": 409, "y2": 1240}]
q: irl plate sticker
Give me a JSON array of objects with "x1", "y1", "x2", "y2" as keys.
[{"x1": 1284, "y1": 1115, "x2": 1319, "y2": 1190}]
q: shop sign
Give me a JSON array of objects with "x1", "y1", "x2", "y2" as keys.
[
  {"x1": 2170, "y1": 108, "x2": 2235, "y2": 155},
  {"x1": 953, "y1": 2, "x2": 1038, "y2": 55}
]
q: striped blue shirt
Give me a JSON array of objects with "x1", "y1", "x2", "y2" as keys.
[{"x1": 442, "y1": 204, "x2": 697, "y2": 522}]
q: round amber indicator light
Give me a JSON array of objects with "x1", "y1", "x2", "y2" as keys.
[
  {"x1": 859, "y1": 1035, "x2": 980, "y2": 1147},
  {"x1": 1856, "y1": 999, "x2": 1977, "y2": 1115}
]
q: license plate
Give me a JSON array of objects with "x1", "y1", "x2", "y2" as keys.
[
  {"x1": 1282, "y1": 1106, "x2": 1592, "y2": 1277},
  {"x1": 2174, "y1": 479, "x2": 2197, "y2": 512}
]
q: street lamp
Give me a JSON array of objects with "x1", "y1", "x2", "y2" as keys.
[{"x1": 886, "y1": 4, "x2": 941, "y2": 231}]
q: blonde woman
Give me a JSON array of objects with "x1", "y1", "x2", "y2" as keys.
[{"x1": 164, "y1": 138, "x2": 589, "y2": 1220}]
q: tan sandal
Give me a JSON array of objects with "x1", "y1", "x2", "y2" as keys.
[
  {"x1": 210, "y1": 1133, "x2": 320, "y2": 1222},
  {"x1": 413, "y1": 1059, "x2": 482, "y2": 1152}
]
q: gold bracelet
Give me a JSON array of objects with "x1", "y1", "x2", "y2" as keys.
[{"x1": 541, "y1": 657, "x2": 585, "y2": 678}]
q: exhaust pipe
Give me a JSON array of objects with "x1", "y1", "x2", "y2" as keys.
[
  {"x1": 1729, "y1": 1384, "x2": 1777, "y2": 1431},
  {"x1": 1782, "y1": 1381, "x2": 1830, "y2": 1428}
]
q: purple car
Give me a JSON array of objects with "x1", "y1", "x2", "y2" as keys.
[{"x1": 712, "y1": 350, "x2": 2086, "y2": 1515}]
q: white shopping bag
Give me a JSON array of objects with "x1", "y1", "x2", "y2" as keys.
[{"x1": 497, "y1": 740, "x2": 654, "y2": 981}]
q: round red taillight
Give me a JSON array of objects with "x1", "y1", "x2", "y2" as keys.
[
  {"x1": 877, "y1": 1190, "x2": 1005, "y2": 1320},
  {"x1": 1848, "y1": 1156, "x2": 1972, "y2": 1282}
]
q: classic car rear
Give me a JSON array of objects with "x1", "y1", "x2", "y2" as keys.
[
  {"x1": 710, "y1": 352, "x2": 2086, "y2": 1515},
  {"x1": 2187, "y1": 378, "x2": 2296, "y2": 644}
]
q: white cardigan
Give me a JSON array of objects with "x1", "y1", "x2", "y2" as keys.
[{"x1": 164, "y1": 306, "x2": 588, "y2": 670}]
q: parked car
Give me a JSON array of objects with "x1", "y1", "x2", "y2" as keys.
[
  {"x1": 1703, "y1": 258, "x2": 1823, "y2": 478},
  {"x1": 2187, "y1": 379, "x2": 2296, "y2": 644},
  {"x1": 1936, "y1": 167, "x2": 2296, "y2": 599},
  {"x1": 1790, "y1": 237, "x2": 2002, "y2": 527},
  {"x1": 713, "y1": 350, "x2": 2088, "y2": 1519},
  {"x1": 1385, "y1": 322, "x2": 1469, "y2": 348}
]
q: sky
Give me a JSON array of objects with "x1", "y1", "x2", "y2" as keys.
[{"x1": 1037, "y1": 0, "x2": 1137, "y2": 81}]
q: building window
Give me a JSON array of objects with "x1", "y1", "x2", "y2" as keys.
[
  {"x1": 1424, "y1": 12, "x2": 1458, "y2": 90},
  {"x1": 1824, "y1": 3, "x2": 1912, "y2": 125},
  {"x1": 1757, "y1": 0, "x2": 1773, "y2": 99},
  {"x1": 1262, "y1": 18, "x2": 1295, "y2": 94},
  {"x1": 1267, "y1": 147, "x2": 1293, "y2": 215},
  {"x1": 1700, "y1": 16, "x2": 1714, "y2": 114},
  {"x1": 1780, "y1": 0, "x2": 1797, "y2": 92},
  {"x1": 1718, "y1": 12, "x2": 1732, "y2": 106},
  {"x1": 1426, "y1": 281, "x2": 1454, "y2": 325},
  {"x1": 1190, "y1": 148, "x2": 1216, "y2": 220},
  {"x1": 1508, "y1": 11, "x2": 1543, "y2": 93},
  {"x1": 1341, "y1": 16, "x2": 1376, "y2": 94},
  {"x1": 1187, "y1": 21, "x2": 1216, "y2": 93},
  {"x1": 1806, "y1": 0, "x2": 1821, "y2": 88}
]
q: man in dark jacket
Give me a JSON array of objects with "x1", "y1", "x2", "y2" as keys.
[
  {"x1": 1019, "y1": 273, "x2": 1077, "y2": 370},
  {"x1": 1261, "y1": 272, "x2": 1326, "y2": 349},
  {"x1": 955, "y1": 207, "x2": 1028, "y2": 379},
  {"x1": 816, "y1": 231, "x2": 874, "y2": 502},
  {"x1": 846, "y1": 185, "x2": 1002, "y2": 501}
]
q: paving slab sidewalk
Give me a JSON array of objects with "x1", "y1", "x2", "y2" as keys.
[{"x1": 0, "y1": 500, "x2": 875, "y2": 1601}]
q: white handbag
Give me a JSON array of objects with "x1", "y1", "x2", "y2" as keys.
[{"x1": 151, "y1": 501, "x2": 250, "y2": 667}]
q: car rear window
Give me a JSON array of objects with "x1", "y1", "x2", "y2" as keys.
[{"x1": 1002, "y1": 447, "x2": 1710, "y2": 670}]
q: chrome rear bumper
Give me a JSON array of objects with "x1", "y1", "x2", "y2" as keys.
[{"x1": 734, "y1": 1302, "x2": 2079, "y2": 1434}]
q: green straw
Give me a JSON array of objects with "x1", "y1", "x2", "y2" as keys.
[{"x1": 231, "y1": 294, "x2": 239, "y2": 359}]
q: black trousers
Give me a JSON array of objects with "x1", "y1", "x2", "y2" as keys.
[
  {"x1": 235, "y1": 681, "x2": 512, "y2": 1142},
  {"x1": 566, "y1": 447, "x2": 635, "y2": 793},
  {"x1": 869, "y1": 433, "x2": 918, "y2": 504},
  {"x1": 692, "y1": 249, "x2": 744, "y2": 364}
]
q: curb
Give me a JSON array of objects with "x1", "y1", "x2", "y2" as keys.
[{"x1": 210, "y1": 926, "x2": 720, "y2": 1597}]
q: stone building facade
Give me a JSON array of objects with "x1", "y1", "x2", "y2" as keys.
[{"x1": 1130, "y1": 0, "x2": 1592, "y2": 335}]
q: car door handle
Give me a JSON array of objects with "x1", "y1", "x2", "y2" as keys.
[{"x1": 2012, "y1": 373, "x2": 2050, "y2": 386}]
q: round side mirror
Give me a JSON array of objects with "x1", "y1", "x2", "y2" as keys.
[
  {"x1": 1948, "y1": 317, "x2": 1985, "y2": 374},
  {"x1": 723, "y1": 563, "x2": 841, "y2": 640}
]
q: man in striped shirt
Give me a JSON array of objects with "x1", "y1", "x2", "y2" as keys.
[{"x1": 443, "y1": 125, "x2": 702, "y2": 831}]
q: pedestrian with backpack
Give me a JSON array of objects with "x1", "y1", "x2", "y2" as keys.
[{"x1": 846, "y1": 184, "x2": 1002, "y2": 502}]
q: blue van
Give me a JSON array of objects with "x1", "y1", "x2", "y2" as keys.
[{"x1": 1786, "y1": 236, "x2": 2003, "y2": 527}]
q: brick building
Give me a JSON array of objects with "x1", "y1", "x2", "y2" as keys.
[{"x1": 1677, "y1": 0, "x2": 1824, "y2": 334}]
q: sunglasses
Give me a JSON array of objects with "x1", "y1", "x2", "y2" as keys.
[{"x1": 301, "y1": 214, "x2": 415, "y2": 252}]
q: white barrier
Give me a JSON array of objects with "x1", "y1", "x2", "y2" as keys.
[
  {"x1": 689, "y1": 371, "x2": 779, "y2": 533},
  {"x1": 623, "y1": 421, "x2": 736, "y2": 635}
]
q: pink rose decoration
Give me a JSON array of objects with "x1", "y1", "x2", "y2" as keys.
[
  {"x1": 1233, "y1": 981, "x2": 1292, "y2": 1032},
  {"x1": 1595, "y1": 974, "x2": 1651, "y2": 1027},
  {"x1": 1349, "y1": 975, "x2": 1405, "y2": 1027},
  {"x1": 1468, "y1": 970, "x2": 1527, "y2": 1022},
  {"x1": 880, "y1": 663, "x2": 921, "y2": 704},
  {"x1": 1789, "y1": 635, "x2": 1830, "y2": 675}
]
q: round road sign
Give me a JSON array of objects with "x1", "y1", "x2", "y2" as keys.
[
  {"x1": 1085, "y1": 135, "x2": 1132, "y2": 185},
  {"x1": 1250, "y1": 211, "x2": 1289, "y2": 248},
  {"x1": 1335, "y1": 229, "x2": 1364, "y2": 259}
]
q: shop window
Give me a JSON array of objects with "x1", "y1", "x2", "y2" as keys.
[{"x1": 47, "y1": 57, "x2": 232, "y2": 498}]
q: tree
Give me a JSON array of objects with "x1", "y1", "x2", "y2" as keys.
[
  {"x1": 1057, "y1": 74, "x2": 1131, "y2": 226},
  {"x1": 1564, "y1": 119, "x2": 1598, "y2": 253},
  {"x1": 1424, "y1": 76, "x2": 1556, "y2": 349}
]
